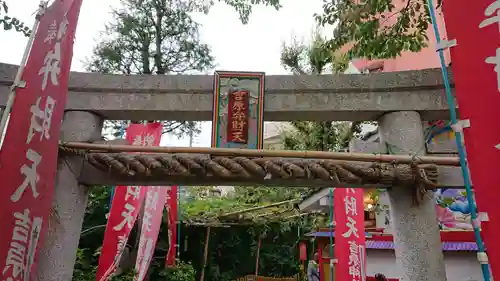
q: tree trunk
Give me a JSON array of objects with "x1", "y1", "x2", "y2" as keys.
[
  {"x1": 200, "y1": 227, "x2": 211, "y2": 281},
  {"x1": 154, "y1": 1, "x2": 164, "y2": 74},
  {"x1": 321, "y1": 121, "x2": 329, "y2": 152},
  {"x1": 141, "y1": 39, "x2": 152, "y2": 74}
]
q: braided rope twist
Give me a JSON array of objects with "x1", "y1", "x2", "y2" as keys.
[{"x1": 64, "y1": 149, "x2": 439, "y2": 187}]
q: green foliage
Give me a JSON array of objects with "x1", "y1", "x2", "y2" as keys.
[
  {"x1": 181, "y1": 186, "x2": 324, "y2": 225},
  {"x1": 179, "y1": 224, "x2": 300, "y2": 281},
  {"x1": 281, "y1": 30, "x2": 342, "y2": 75},
  {"x1": 232, "y1": 186, "x2": 307, "y2": 204},
  {"x1": 0, "y1": 1, "x2": 30, "y2": 37},
  {"x1": 74, "y1": 185, "x2": 323, "y2": 281},
  {"x1": 219, "y1": 0, "x2": 281, "y2": 24},
  {"x1": 110, "y1": 270, "x2": 137, "y2": 281},
  {"x1": 86, "y1": 0, "x2": 213, "y2": 138},
  {"x1": 280, "y1": 31, "x2": 364, "y2": 153},
  {"x1": 159, "y1": 260, "x2": 196, "y2": 281},
  {"x1": 73, "y1": 249, "x2": 96, "y2": 281},
  {"x1": 80, "y1": 186, "x2": 111, "y2": 251},
  {"x1": 86, "y1": 0, "x2": 214, "y2": 75},
  {"x1": 282, "y1": 121, "x2": 362, "y2": 152},
  {"x1": 102, "y1": 120, "x2": 200, "y2": 139},
  {"x1": 182, "y1": 194, "x2": 245, "y2": 222},
  {"x1": 176, "y1": 186, "x2": 321, "y2": 281},
  {"x1": 315, "y1": 0, "x2": 433, "y2": 59}
]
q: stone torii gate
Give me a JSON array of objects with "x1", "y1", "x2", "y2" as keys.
[{"x1": 0, "y1": 62, "x2": 465, "y2": 281}]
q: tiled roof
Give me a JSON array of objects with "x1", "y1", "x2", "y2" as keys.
[
  {"x1": 305, "y1": 231, "x2": 478, "y2": 252},
  {"x1": 306, "y1": 231, "x2": 372, "y2": 238},
  {"x1": 366, "y1": 241, "x2": 478, "y2": 251}
]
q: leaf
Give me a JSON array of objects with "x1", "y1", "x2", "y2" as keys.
[
  {"x1": 3, "y1": 22, "x2": 12, "y2": 31},
  {"x1": 316, "y1": 0, "x2": 431, "y2": 58},
  {"x1": 2, "y1": 1, "x2": 8, "y2": 13},
  {"x1": 0, "y1": 3, "x2": 29, "y2": 37},
  {"x1": 436, "y1": 0, "x2": 443, "y2": 9}
]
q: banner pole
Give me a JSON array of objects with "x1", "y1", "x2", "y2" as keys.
[
  {"x1": 0, "y1": 0, "x2": 47, "y2": 146},
  {"x1": 108, "y1": 121, "x2": 129, "y2": 210},
  {"x1": 177, "y1": 129, "x2": 194, "y2": 259}
]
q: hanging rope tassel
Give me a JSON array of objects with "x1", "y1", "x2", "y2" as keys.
[{"x1": 426, "y1": 1, "x2": 491, "y2": 281}]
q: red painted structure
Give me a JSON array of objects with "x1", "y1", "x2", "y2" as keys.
[
  {"x1": 441, "y1": 0, "x2": 500, "y2": 279},
  {"x1": 303, "y1": 229, "x2": 477, "y2": 281}
]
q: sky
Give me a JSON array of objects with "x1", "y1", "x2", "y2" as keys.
[{"x1": 0, "y1": 0, "x2": 328, "y2": 147}]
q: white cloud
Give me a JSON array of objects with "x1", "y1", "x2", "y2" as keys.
[{"x1": 0, "y1": 0, "x2": 323, "y2": 72}]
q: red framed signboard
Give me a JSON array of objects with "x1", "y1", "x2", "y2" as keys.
[
  {"x1": 211, "y1": 71, "x2": 265, "y2": 149},
  {"x1": 442, "y1": 0, "x2": 500, "y2": 278}
]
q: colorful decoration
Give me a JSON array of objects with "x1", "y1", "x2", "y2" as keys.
[
  {"x1": 376, "y1": 189, "x2": 475, "y2": 231},
  {"x1": 424, "y1": 120, "x2": 455, "y2": 144},
  {"x1": 435, "y1": 189, "x2": 474, "y2": 230},
  {"x1": 212, "y1": 71, "x2": 265, "y2": 149}
]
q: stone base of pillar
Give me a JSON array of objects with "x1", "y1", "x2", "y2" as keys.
[
  {"x1": 378, "y1": 111, "x2": 447, "y2": 281},
  {"x1": 34, "y1": 111, "x2": 103, "y2": 281}
]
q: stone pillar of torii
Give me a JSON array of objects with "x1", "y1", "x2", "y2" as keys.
[{"x1": 34, "y1": 111, "x2": 103, "y2": 281}]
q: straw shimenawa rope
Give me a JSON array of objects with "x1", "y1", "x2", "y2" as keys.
[{"x1": 60, "y1": 146, "x2": 439, "y2": 188}]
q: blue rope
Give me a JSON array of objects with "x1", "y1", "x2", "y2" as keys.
[
  {"x1": 108, "y1": 188, "x2": 115, "y2": 209},
  {"x1": 426, "y1": 2, "x2": 491, "y2": 281}
]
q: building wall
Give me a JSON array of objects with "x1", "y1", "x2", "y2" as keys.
[
  {"x1": 366, "y1": 251, "x2": 482, "y2": 281},
  {"x1": 180, "y1": 185, "x2": 234, "y2": 200},
  {"x1": 264, "y1": 135, "x2": 284, "y2": 150},
  {"x1": 351, "y1": 0, "x2": 450, "y2": 72},
  {"x1": 263, "y1": 122, "x2": 292, "y2": 140}
]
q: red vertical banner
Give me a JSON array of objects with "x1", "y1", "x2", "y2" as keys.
[
  {"x1": 96, "y1": 122, "x2": 163, "y2": 281},
  {"x1": 126, "y1": 122, "x2": 163, "y2": 146},
  {"x1": 334, "y1": 188, "x2": 366, "y2": 281},
  {"x1": 97, "y1": 185, "x2": 146, "y2": 281},
  {"x1": 135, "y1": 187, "x2": 168, "y2": 281},
  {"x1": 165, "y1": 185, "x2": 178, "y2": 267},
  {"x1": 0, "y1": 1, "x2": 83, "y2": 280},
  {"x1": 226, "y1": 90, "x2": 250, "y2": 144},
  {"x1": 299, "y1": 242, "x2": 307, "y2": 261},
  {"x1": 442, "y1": 0, "x2": 500, "y2": 278}
]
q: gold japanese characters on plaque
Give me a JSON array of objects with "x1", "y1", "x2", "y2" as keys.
[{"x1": 226, "y1": 90, "x2": 249, "y2": 144}]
